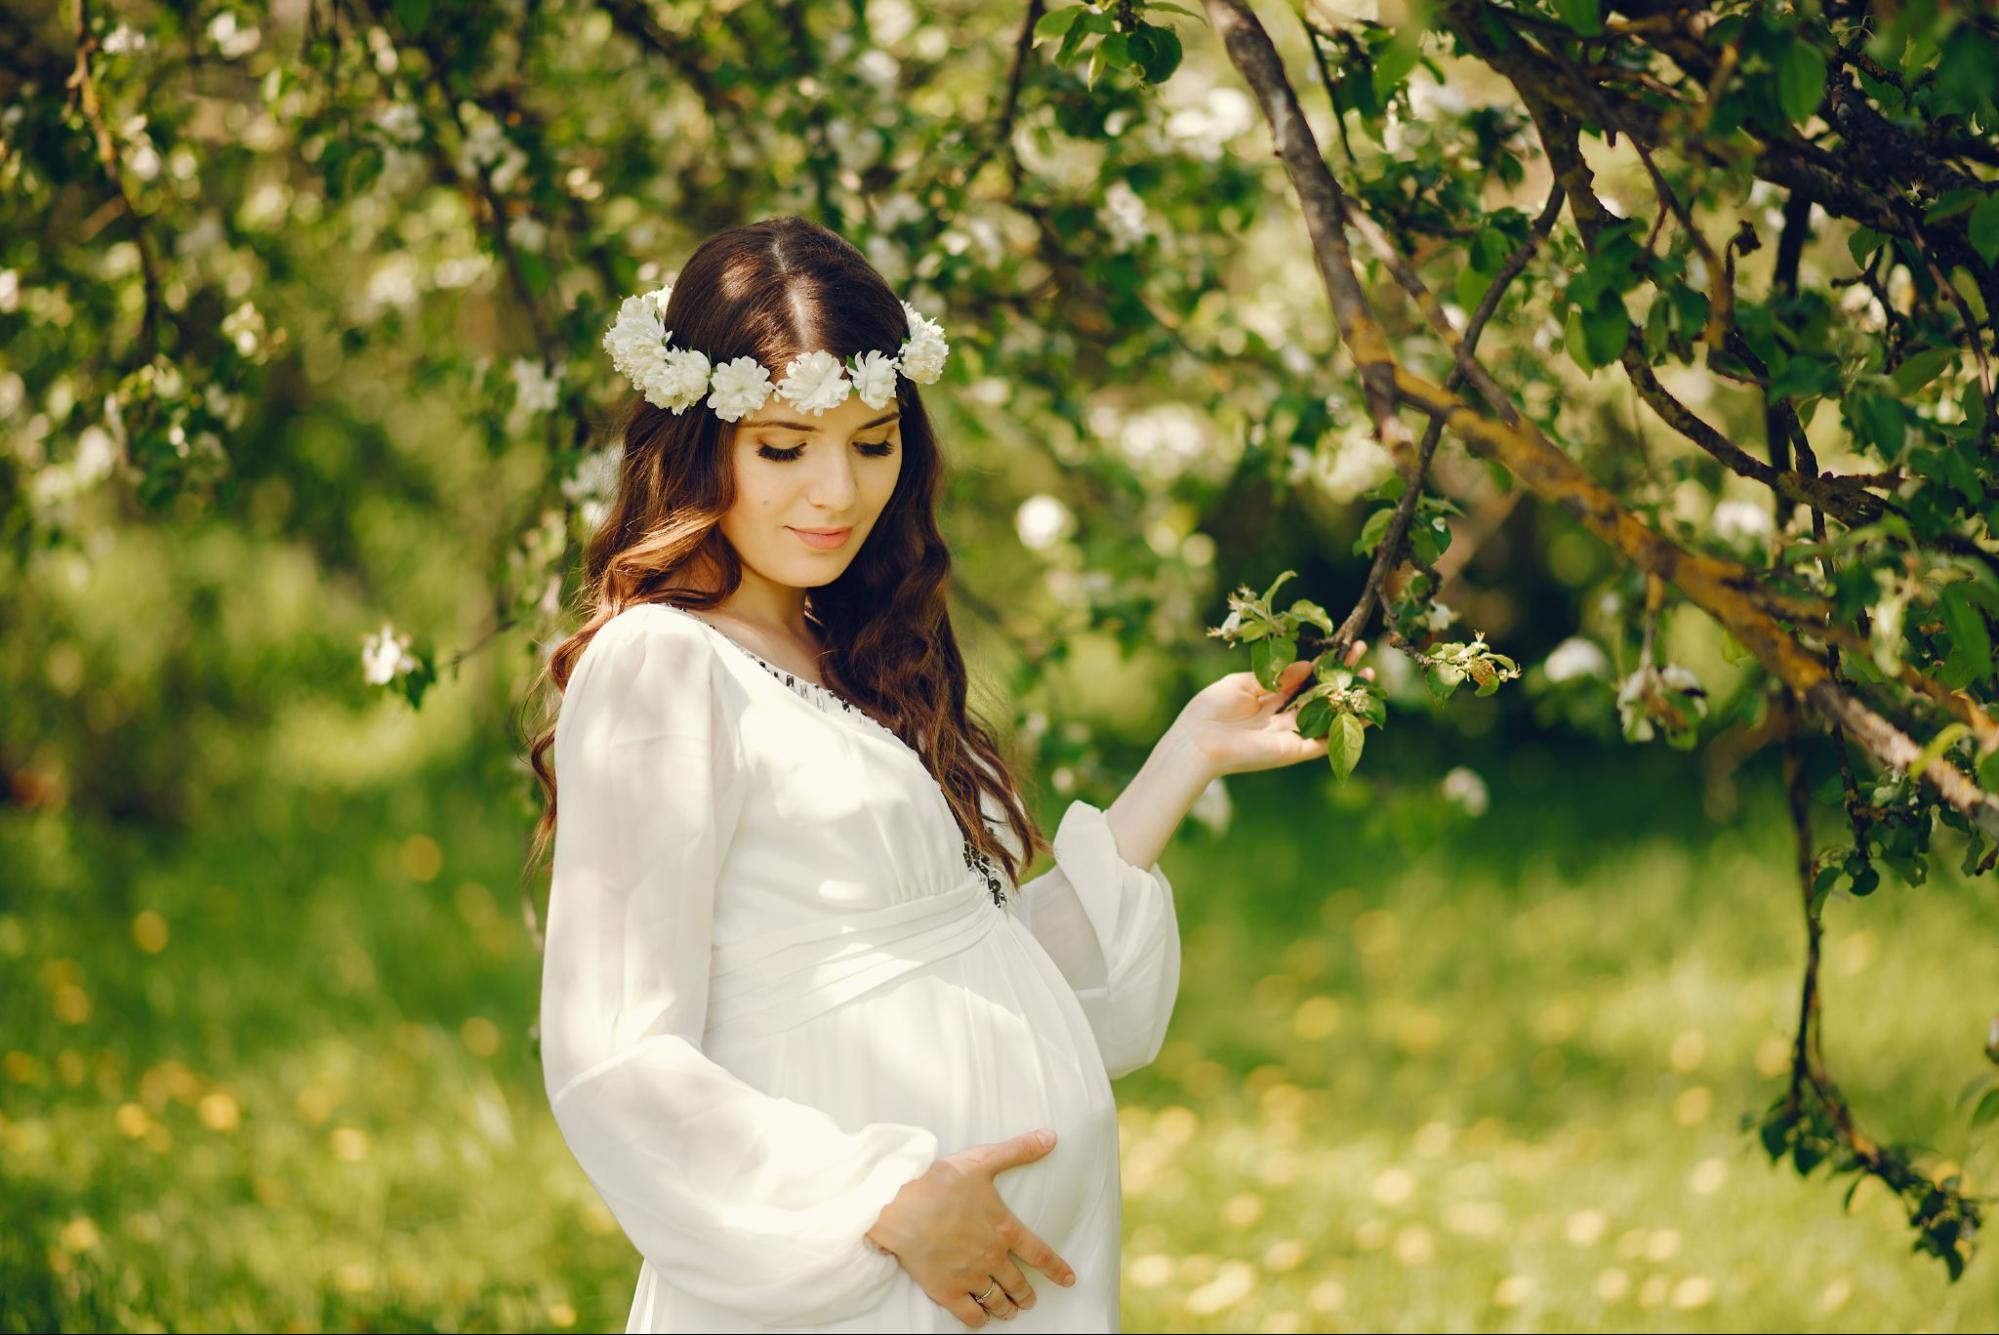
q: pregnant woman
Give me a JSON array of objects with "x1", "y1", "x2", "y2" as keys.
[{"x1": 524, "y1": 215, "x2": 1357, "y2": 1333}]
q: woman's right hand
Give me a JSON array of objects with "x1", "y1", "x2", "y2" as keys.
[{"x1": 864, "y1": 1128, "x2": 1079, "y2": 1326}]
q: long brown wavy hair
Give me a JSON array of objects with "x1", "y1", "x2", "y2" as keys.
[{"x1": 520, "y1": 216, "x2": 1045, "y2": 912}]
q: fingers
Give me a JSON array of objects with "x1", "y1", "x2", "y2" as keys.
[
  {"x1": 1002, "y1": 1214, "x2": 1077, "y2": 1287},
  {"x1": 964, "y1": 1128, "x2": 1056, "y2": 1175},
  {"x1": 991, "y1": 1255, "x2": 1036, "y2": 1311},
  {"x1": 976, "y1": 1278, "x2": 1020, "y2": 1321},
  {"x1": 944, "y1": 1292, "x2": 991, "y2": 1327},
  {"x1": 1344, "y1": 637, "x2": 1369, "y2": 665}
]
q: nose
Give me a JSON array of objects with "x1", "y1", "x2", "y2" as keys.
[{"x1": 804, "y1": 446, "x2": 861, "y2": 516}]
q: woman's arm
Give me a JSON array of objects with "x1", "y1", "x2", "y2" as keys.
[
  {"x1": 1099, "y1": 722, "x2": 1216, "y2": 872},
  {"x1": 540, "y1": 609, "x2": 939, "y2": 1327}
]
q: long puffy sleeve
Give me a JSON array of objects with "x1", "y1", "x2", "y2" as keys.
[
  {"x1": 539, "y1": 610, "x2": 939, "y2": 1327},
  {"x1": 981, "y1": 780, "x2": 1183, "y2": 1079}
]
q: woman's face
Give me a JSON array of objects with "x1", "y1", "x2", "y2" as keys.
[{"x1": 719, "y1": 384, "x2": 904, "y2": 592}]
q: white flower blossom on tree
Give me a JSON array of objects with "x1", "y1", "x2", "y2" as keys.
[
  {"x1": 1189, "y1": 774, "x2": 1233, "y2": 834},
  {"x1": 1711, "y1": 497, "x2": 1773, "y2": 550},
  {"x1": 1615, "y1": 661, "x2": 1708, "y2": 744},
  {"x1": 1543, "y1": 636, "x2": 1610, "y2": 683},
  {"x1": 362, "y1": 622, "x2": 417, "y2": 686},
  {"x1": 562, "y1": 442, "x2": 622, "y2": 530},
  {"x1": 1014, "y1": 494, "x2": 1074, "y2": 551},
  {"x1": 1441, "y1": 765, "x2": 1489, "y2": 817}
]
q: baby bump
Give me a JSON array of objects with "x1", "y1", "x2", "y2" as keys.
[{"x1": 706, "y1": 929, "x2": 1118, "y2": 1252}]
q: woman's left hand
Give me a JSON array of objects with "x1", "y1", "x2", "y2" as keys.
[{"x1": 1175, "y1": 639, "x2": 1374, "y2": 778}]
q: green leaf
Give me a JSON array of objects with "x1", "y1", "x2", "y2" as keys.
[
  {"x1": 1295, "y1": 694, "x2": 1334, "y2": 740},
  {"x1": 1969, "y1": 192, "x2": 1999, "y2": 267},
  {"x1": 1328, "y1": 713, "x2": 1365, "y2": 779},
  {"x1": 1940, "y1": 583, "x2": 1994, "y2": 679},
  {"x1": 1354, "y1": 507, "x2": 1395, "y2": 557},
  {"x1": 1100, "y1": 30, "x2": 1132, "y2": 68},
  {"x1": 1778, "y1": 37, "x2": 1829, "y2": 123},
  {"x1": 1582, "y1": 292, "x2": 1629, "y2": 368},
  {"x1": 1892, "y1": 346, "x2": 1956, "y2": 396},
  {"x1": 1551, "y1": 0, "x2": 1601, "y2": 38},
  {"x1": 1910, "y1": 723, "x2": 1971, "y2": 779},
  {"x1": 1130, "y1": 22, "x2": 1183, "y2": 83},
  {"x1": 1251, "y1": 634, "x2": 1297, "y2": 690},
  {"x1": 1370, "y1": 33, "x2": 1421, "y2": 106},
  {"x1": 1847, "y1": 226, "x2": 1887, "y2": 267},
  {"x1": 1425, "y1": 663, "x2": 1465, "y2": 701},
  {"x1": 1364, "y1": 473, "x2": 1407, "y2": 503},
  {"x1": 393, "y1": 0, "x2": 434, "y2": 35},
  {"x1": 1033, "y1": 5, "x2": 1085, "y2": 43},
  {"x1": 1973, "y1": 1086, "x2": 1999, "y2": 1130},
  {"x1": 1850, "y1": 392, "x2": 1907, "y2": 458}
]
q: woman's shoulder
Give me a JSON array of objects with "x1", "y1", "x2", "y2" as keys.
[{"x1": 569, "y1": 602, "x2": 734, "y2": 697}]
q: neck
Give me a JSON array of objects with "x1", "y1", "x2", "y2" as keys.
[{"x1": 718, "y1": 565, "x2": 815, "y2": 641}]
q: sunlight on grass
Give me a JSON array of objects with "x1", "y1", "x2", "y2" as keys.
[{"x1": 3, "y1": 750, "x2": 1995, "y2": 1332}]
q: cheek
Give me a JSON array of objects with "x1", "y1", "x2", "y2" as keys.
[{"x1": 867, "y1": 457, "x2": 904, "y2": 513}]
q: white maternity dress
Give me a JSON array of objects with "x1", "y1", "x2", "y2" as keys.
[{"x1": 538, "y1": 602, "x2": 1182, "y2": 1333}]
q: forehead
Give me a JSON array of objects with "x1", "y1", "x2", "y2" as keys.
[{"x1": 739, "y1": 399, "x2": 902, "y2": 433}]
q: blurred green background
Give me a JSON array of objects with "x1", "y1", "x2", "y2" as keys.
[
  {"x1": 6, "y1": 701, "x2": 1997, "y2": 1331},
  {"x1": 8, "y1": 0, "x2": 1999, "y2": 1329}
]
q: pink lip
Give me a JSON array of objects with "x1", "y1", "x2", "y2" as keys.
[{"x1": 789, "y1": 526, "x2": 853, "y2": 550}]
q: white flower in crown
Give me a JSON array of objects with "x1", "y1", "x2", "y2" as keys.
[
  {"x1": 897, "y1": 300, "x2": 948, "y2": 383},
  {"x1": 849, "y1": 349, "x2": 902, "y2": 410},
  {"x1": 648, "y1": 344, "x2": 712, "y2": 412},
  {"x1": 774, "y1": 348, "x2": 852, "y2": 415},
  {"x1": 604, "y1": 280, "x2": 951, "y2": 413},
  {"x1": 602, "y1": 283, "x2": 711, "y2": 413},
  {"x1": 707, "y1": 356, "x2": 775, "y2": 422}
]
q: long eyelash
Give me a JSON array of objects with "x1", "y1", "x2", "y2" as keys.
[{"x1": 757, "y1": 441, "x2": 897, "y2": 461}]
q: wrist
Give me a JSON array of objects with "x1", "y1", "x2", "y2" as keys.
[{"x1": 1156, "y1": 718, "x2": 1222, "y2": 790}]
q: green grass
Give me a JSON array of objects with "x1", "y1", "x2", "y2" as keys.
[{"x1": 3, "y1": 741, "x2": 1996, "y2": 1332}]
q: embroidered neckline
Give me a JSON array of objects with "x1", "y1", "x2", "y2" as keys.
[{"x1": 652, "y1": 603, "x2": 1009, "y2": 907}]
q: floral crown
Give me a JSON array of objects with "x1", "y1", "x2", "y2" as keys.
[{"x1": 601, "y1": 282, "x2": 949, "y2": 422}]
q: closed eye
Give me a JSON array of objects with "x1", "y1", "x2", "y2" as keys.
[{"x1": 757, "y1": 440, "x2": 897, "y2": 462}]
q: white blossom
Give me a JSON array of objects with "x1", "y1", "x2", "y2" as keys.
[
  {"x1": 773, "y1": 348, "x2": 852, "y2": 415},
  {"x1": 1710, "y1": 497, "x2": 1773, "y2": 549},
  {"x1": 1101, "y1": 180, "x2": 1149, "y2": 251},
  {"x1": 602, "y1": 286, "x2": 710, "y2": 412},
  {"x1": 508, "y1": 215, "x2": 548, "y2": 253},
  {"x1": 1659, "y1": 663, "x2": 1701, "y2": 694},
  {"x1": 373, "y1": 101, "x2": 422, "y2": 145},
  {"x1": 221, "y1": 301, "x2": 267, "y2": 358},
  {"x1": 897, "y1": 301, "x2": 949, "y2": 383},
  {"x1": 1441, "y1": 765, "x2": 1489, "y2": 817},
  {"x1": 1189, "y1": 774, "x2": 1233, "y2": 834},
  {"x1": 649, "y1": 346, "x2": 713, "y2": 413},
  {"x1": 562, "y1": 442, "x2": 622, "y2": 530},
  {"x1": 1014, "y1": 494, "x2": 1074, "y2": 551},
  {"x1": 510, "y1": 358, "x2": 561, "y2": 416},
  {"x1": 1424, "y1": 601, "x2": 1458, "y2": 632},
  {"x1": 1543, "y1": 636, "x2": 1609, "y2": 683},
  {"x1": 103, "y1": 22, "x2": 147, "y2": 54},
  {"x1": 706, "y1": 356, "x2": 774, "y2": 422},
  {"x1": 362, "y1": 622, "x2": 418, "y2": 686},
  {"x1": 848, "y1": 349, "x2": 901, "y2": 410},
  {"x1": 207, "y1": 11, "x2": 262, "y2": 58}
]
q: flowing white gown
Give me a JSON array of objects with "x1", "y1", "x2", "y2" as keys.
[{"x1": 538, "y1": 601, "x2": 1182, "y2": 1333}]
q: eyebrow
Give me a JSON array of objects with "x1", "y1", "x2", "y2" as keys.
[{"x1": 749, "y1": 410, "x2": 902, "y2": 433}]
